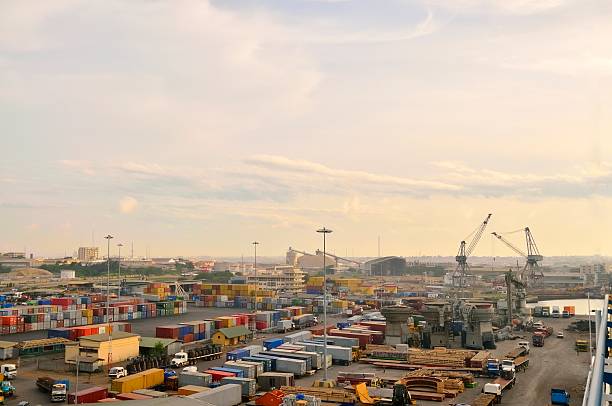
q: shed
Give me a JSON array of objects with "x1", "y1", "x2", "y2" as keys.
[
  {"x1": 0, "y1": 341, "x2": 17, "y2": 360},
  {"x1": 139, "y1": 337, "x2": 182, "y2": 357},
  {"x1": 212, "y1": 326, "x2": 252, "y2": 347}
]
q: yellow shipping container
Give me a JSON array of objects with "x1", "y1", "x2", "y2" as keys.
[
  {"x1": 111, "y1": 368, "x2": 164, "y2": 393},
  {"x1": 178, "y1": 385, "x2": 210, "y2": 395}
]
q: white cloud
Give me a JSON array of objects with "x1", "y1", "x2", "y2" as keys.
[
  {"x1": 58, "y1": 160, "x2": 96, "y2": 176},
  {"x1": 424, "y1": 0, "x2": 570, "y2": 15},
  {"x1": 119, "y1": 196, "x2": 139, "y2": 214}
]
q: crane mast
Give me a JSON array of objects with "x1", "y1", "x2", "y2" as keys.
[
  {"x1": 453, "y1": 213, "x2": 492, "y2": 290},
  {"x1": 491, "y1": 227, "x2": 543, "y2": 285}
]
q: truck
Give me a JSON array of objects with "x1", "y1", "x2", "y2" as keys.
[
  {"x1": 108, "y1": 366, "x2": 128, "y2": 379},
  {"x1": 485, "y1": 359, "x2": 500, "y2": 377},
  {"x1": 564, "y1": 306, "x2": 576, "y2": 317},
  {"x1": 512, "y1": 356, "x2": 529, "y2": 372},
  {"x1": 171, "y1": 351, "x2": 190, "y2": 367},
  {"x1": 36, "y1": 377, "x2": 68, "y2": 402},
  {"x1": 532, "y1": 306, "x2": 543, "y2": 317},
  {"x1": 552, "y1": 306, "x2": 560, "y2": 318},
  {"x1": 541, "y1": 306, "x2": 551, "y2": 317},
  {"x1": 0, "y1": 364, "x2": 16, "y2": 380},
  {"x1": 551, "y1": 388, "x2": 570, "y2": 405},
  {"x1": 532, "y1": 332, "x2": 545, "y2": 347},
  {"x1": 293, "y1": 314, "x2": 317, "y2": 328},
  {"x1": 517, "y1": 341, "x2": 530, "y2": 354}
]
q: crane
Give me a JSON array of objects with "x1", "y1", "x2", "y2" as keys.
[
  {"x1": 491, "y1": 227, "x2": 543, "y2": 284},
  {"x1": 288, "y1": 247, "x2": 362, "y2": 267},
  {"x1": 505, "y1": 267, "x2": 527, "y2": 324},
  {"x1": 453, "y1": 213, "x2": 493, "y2": 289}
]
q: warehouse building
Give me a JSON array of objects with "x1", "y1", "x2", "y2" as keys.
[
  {"x1": 0, "y1": 341, "x2": 16, "y2": 360},
  {"x1": 212, "y1": 326, "x2": 252, "y2": 347},
  {"x1": 65, "y1": 331, "x2": 140, "y2": 368},
  {"x1": 364, "y1": 256, "x2": 407, "y2": 276}
]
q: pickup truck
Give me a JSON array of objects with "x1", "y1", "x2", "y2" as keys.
[
  {"x1": 551, "y1": 388, "x2": 570, "y2": 405},
  {"x1": 108, "y1": 367, "x2": 128, "y2": 379},
  {"x1": 0, "y1": 364, "x2": 17, "y2": 380},
  {"x1": 36, "y1": 377, "x2": 68, "y2": 403}
]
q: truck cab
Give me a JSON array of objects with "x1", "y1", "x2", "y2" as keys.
[
  {"x1": 171, "y1": 351, "x2": 189, "y2": 367},
  {"x1": 533, "y1": 332, "x2": 545, "y2": 347},
  {"x1": 1, "y1": 364, "x2": 17, "y2": 380},
  {"x1": 486, "y1": 358, "x2": 500, "y2": 377},
  {"x1": 108, "y1": 367, "x2": 127, "y2": 379},
  {"x1": 51, "y1": 383, "x2": 67, "y2": 402},
  {"x1": 551, "y1": 388, "x2": 570, "y2": 405},
  {"x1": 518, "y1": 341, "x2": 530, "y2": 354}
]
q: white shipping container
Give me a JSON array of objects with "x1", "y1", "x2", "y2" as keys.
[{"x1": 188, "y1": 383, "x2": 242, "y2": 406}]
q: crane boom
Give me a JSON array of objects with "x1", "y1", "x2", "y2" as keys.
[
  {"x1": 465, "y1": 213, "x2": 493, "y2": 256},
  {"x1": 491, "y1": 232, "x2": 526, "y2": 257},
  {"x1": 453, "y1": 213, "x2": 493, "y2": 289}
]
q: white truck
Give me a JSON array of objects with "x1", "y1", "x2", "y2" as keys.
[
  {"x1": 1, "y1": 364, "x2": 17, "y2": 380},
  {"x1": 171, "y1": 351, "x2": 190, "y2": 367},
  {"x1": 518, "y1": 341, "x2": 530, "y2": 354},
  {"x1": 108, "y1": 367, "x2": 128, "y2": 379},
  {"x1": 552, "y1": 306, "x2": 560, "y2": 318}
]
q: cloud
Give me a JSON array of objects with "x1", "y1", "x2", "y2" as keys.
[
  {"x1": 58, "y1": 160, "x2": 96, "y2": 176},
  {"x1": 245, "y1": 154, "x2": 461, "y2": 194},
  {"x1": 119, "y1": 196, "x2": 139, "y2": 214},
  {"x1": 424, "y1": 0, "x2": 570, "y2": 15}
]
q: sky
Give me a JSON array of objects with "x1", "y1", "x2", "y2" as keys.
[{"x1": 1, "y1": 0, "x2": 612, "y2": 258}]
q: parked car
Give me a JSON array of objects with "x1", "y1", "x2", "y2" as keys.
[{"x1": 556, "y1": 332, "x2": 564, "y2": 339}]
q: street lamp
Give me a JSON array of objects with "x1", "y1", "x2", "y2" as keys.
[
  {"x1": 104, "y1": 234, "x2": 114, "y2": 368},
  {"x1": 317, "y1": 227, "x2": 332, "y2": 381},
  {"x1": 252, "y1": 241, "x2": 259, "y2": 331},
  {"x1": 117, "y1": 243, "x2": 123, "y2": 296}
]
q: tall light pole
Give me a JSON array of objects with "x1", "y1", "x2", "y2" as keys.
[
  {"x1": 104, "y1": 234, "x2": 114, "y2": 369},
  {"x1": 317, "y1": 227, "x2": 332, "y2": 381},
  {"x1": 117, "y1": 243, "x2": 123, "y2": 297},
  {"x1": 252, "y1": 241, "x2": 259, "y2": 313}
]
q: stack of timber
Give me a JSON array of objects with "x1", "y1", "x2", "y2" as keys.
[
  {"x1": 407, "y1": 348, "x2": 476, "y2": 367},
  {"x1": 280, "y1": 386, "x2": 356, "y2": 403},
  {"x1": 471, "y1": 393, "x2": 497, "y2": 406},
  {"x1": 468, "y1": 351, "x2": 490, "y2": 369},
  {"x1": 336, "y1": 372, "x2": 380, "y2": 387},
  {"x1": 404, "y1": 369, "x2": 474, "y2": 385}
]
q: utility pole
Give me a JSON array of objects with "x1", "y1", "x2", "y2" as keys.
[
  {"x1": 117, "y1": 243, "x2": 123, "y2": 296},
  {"x1": 104, "y1": 234, "x2": 114, "y2": 370},
  {"x1": 252, "y1": 241, "x2": 259, "y2": 333},
  {"x1": 317, "y1": 227, "x2": 332, "y2": 381}
]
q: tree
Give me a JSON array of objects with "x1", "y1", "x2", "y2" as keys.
[{"x1": 151, "y1": 341, "x2": 165, "y2": 358}]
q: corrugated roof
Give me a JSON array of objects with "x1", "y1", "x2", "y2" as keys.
[
  {"x1": 139, "y1": 337, "x2": 177, "y2": 348},
  {"x1": 216, "y1": 326, "x2": 252, "y2": 339},
  {"x1": 0, "y1": 341, "x2": 17, "y2": 349},
  {"x1": 79, "y1": 331, "x2": 138, "y2": 342}
]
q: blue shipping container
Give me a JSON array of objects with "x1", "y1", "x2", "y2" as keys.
[{"x1": 263, "y1": 338, "x2": 283, "y2": 351}]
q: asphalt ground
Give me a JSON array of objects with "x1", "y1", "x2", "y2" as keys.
[{"x1": 2, "y1": 313, "x2": 590, "y2": 406}]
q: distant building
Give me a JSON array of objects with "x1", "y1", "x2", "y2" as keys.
[
  {"x1": 60, "y1": 270, "x2": 76, "y2": 279},
  {"x1": 65, "y1": 331, "x2": 140, "y2": 367},
  {"x1": 78, "y1": 247, "x2": 99, "y2": 262},
  {"x1": 0, "y1": 257, "x2": 32, "y2": 269},
  {"x1": 1, "y1": 252, "x2": 25, "y2": 259},
  {"x1": 244, "y1": 266, "x2": 305, "y2": 293},
  {"x1": 120, "y1": 258, "x2": 154, "y2": 268},
  {"x1": 364, "y1": 256, "x2": 407, "y2": 276}
]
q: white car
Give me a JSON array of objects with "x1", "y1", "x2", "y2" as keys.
[
  {"x1": 108, "y1": 367, "x2": 128, "y2": 378},
  {"x1": 556, "y1": 331, "x2": 564, "y2": 338}
]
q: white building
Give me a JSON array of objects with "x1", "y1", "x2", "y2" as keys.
[
  {"x1": 246, "y1": 266, "x2": 306, "y2": 293},
  {"x1": 60, "y1": 269, "x2": 76, "y2": 279}
]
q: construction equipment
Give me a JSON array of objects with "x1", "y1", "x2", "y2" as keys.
[
  {"x1": 505, "y1": 268, "x2": 527, "y2": 324},
  {"x1": 454, "y1": 214, "x2": 492, "y2": 290},
  {"x1": 491, "y1": 227, "x2": 543, "y2": 285}
]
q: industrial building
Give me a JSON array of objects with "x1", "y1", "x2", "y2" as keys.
[
  {"x1": 65, "y1": 331, "x2": 140, "y2": 368},
  {"x1": 212, "y1": 326, "x2": 252, "y2": 346},
  {"x1": 364, "y1": 256, "x2": 407, "y2": 276},
  {"x1": 244, "y1": 266, "x2": 306, "y2": 294}
]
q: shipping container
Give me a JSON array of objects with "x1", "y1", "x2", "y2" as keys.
[
  {"x1": 204, "y1": 369, "x2": 236, "y2": 382},
  {"x1": 257, "y1": 372, "x2": 294, "y2": 391},
  {"x1": 254, "y1": 354, "x2": 307, "y2": 375},
  {"x1": 221, "y1": 377, "x2": 256, "y2": 398},
  {"x1": 67, "y1": 386, "x2": 108, "y2": 404},
  {"x1": 178, "y1": 371, "x2": 212, "y2": 387},
  {"x1": 263, "y1": 338, "x2": 284, "y2": 351},
  {"x1": 110, "y1": 368, "x2": 164, "y2": 393},
  {"x1": 224, "y1": 361, "x2": 256, "y2": 378},
  {"x1": 178, "y1": 385, "x2": 210, "y2": 396},
  {"x1": 187, "y1": 383, "x2": 242, "y2": 406}
]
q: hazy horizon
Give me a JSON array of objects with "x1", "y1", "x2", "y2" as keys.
[{"x1": 2, "y1": 1, "x2": 612, "y2": 257}]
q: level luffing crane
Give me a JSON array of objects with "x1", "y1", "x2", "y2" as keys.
[
  {"x1": 454, "y1": 213, "x2": 493, "y2": 289},
  {"x1": 491, "y1": 227, "x2": 543, "y2": 285}
]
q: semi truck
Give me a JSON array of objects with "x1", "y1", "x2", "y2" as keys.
[
  {"x1": 0, "y1": 365, "x2": 17, "y2": 380},
  {"x1": 552, "y1": 306, "x2": 560, "y2": 318},
  {"x1": 541, "y1": 306, "x2": 551, "y2": 317},
  {"x1": 532, "y1": 332, "x2": 545, "y2": 347},
  {"x1": 36, "y1": 377, "x2": 68, "y2": 402}
]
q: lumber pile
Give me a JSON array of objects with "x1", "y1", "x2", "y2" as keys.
[
  {"x1": 406, "y1": 347, "x2": 476, "y2": 367},
  {"x1": 472, "y1": 393, "x2": 497, "y2": 406},
  {"x1": 469, "y1": 351, "x2": 491, "y2": 369},
  {"x1": 280, "y1": 386, "x2": 356, "y2": 403},
  {"x1": 400, "y1": 370, "x2": 466, "y2": 398}
]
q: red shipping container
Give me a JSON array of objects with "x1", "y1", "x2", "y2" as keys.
[
  {"x1": 183, "y1": 333, "x2": 194, "y2": 343},
  {"x1": 256, "y1": 321, "x2": 268, "y2": 330},
  {"x1": 204, "y1": 369, "x2": 236, "y2": 382},
  {"x1": 68, "y1": 386, "x2": 108, "y2": 404},
  {"x1": 156, "y1": 325, "x2": 180, "y2": 339},
  {"x1": 328, "y1": 329, "x2": 372, "y2": 349}
]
